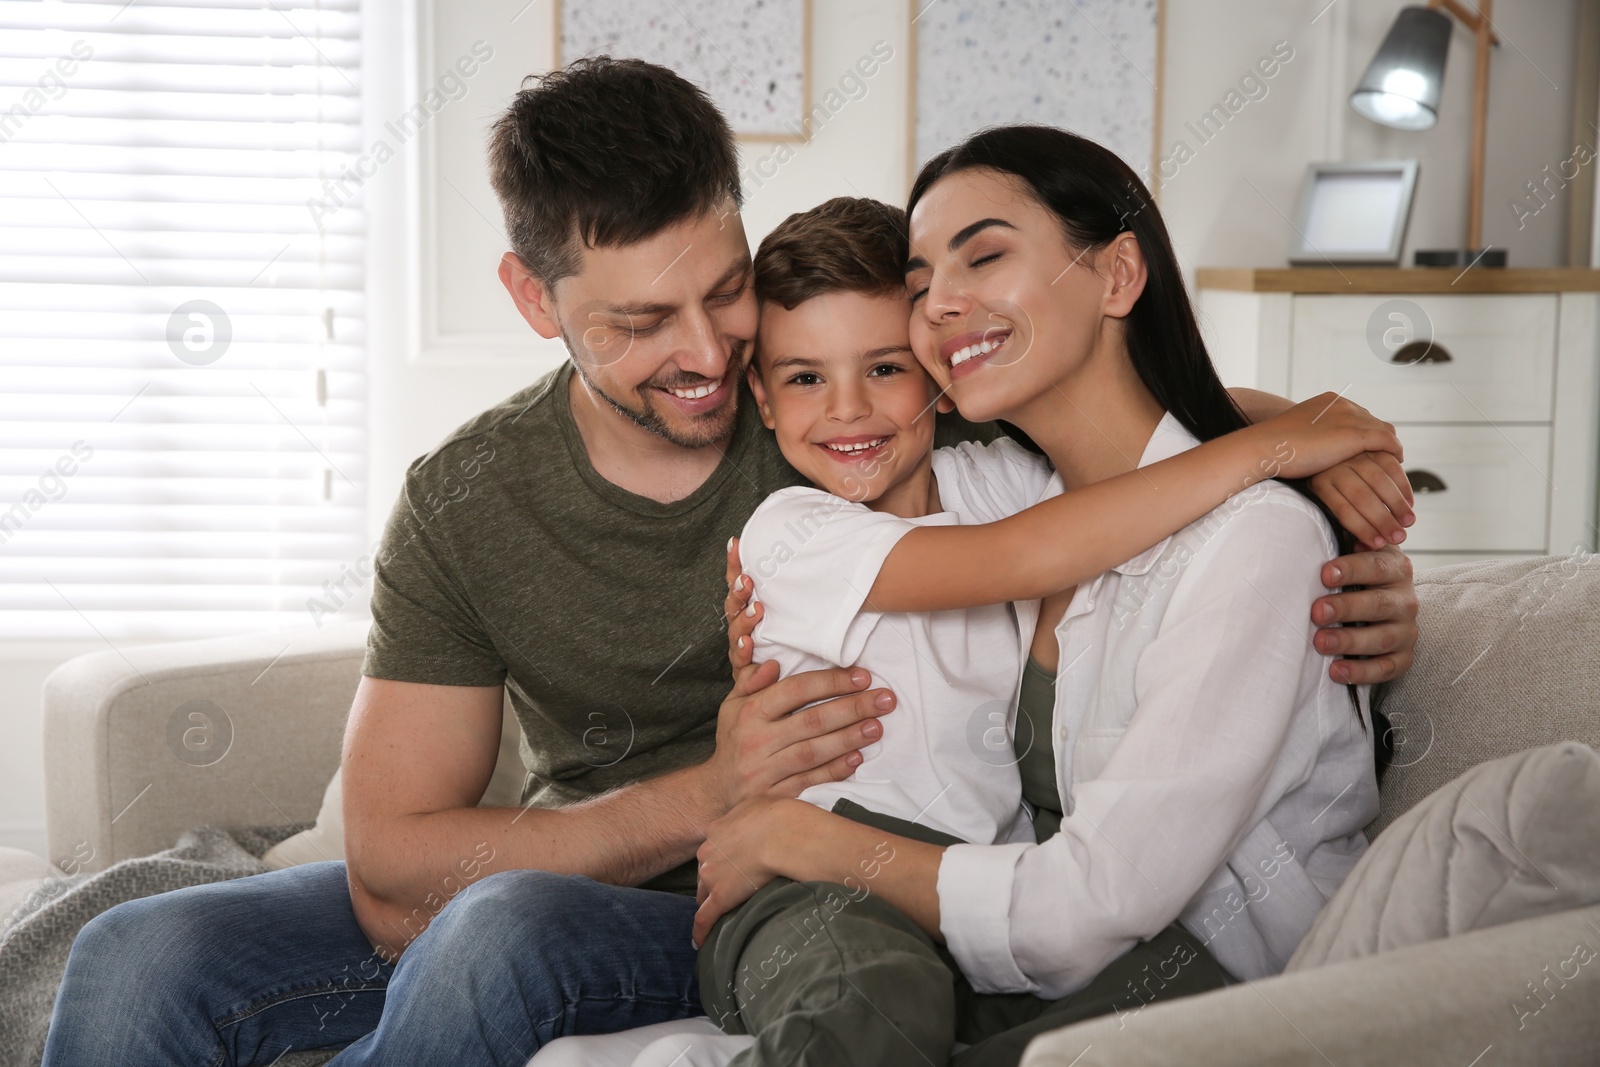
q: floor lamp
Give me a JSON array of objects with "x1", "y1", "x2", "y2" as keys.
[{"x1": 1350, "y1": 1, "x2": 1505, "y2": 266}]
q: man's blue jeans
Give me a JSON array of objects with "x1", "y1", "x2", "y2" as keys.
[{"x1": 41, "y1": 861, "x2": 703, "y2": 1066}]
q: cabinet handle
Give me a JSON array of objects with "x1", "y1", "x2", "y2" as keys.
[
  {"x1": 1406, "y1": 469, "x2": 1447, "y2": 494},
  {"x1": 1388, "y1": 340, "x2": 1452, "y2": 365}
]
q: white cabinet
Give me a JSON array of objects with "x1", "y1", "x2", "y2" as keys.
[
  {"x1": 1197, "y1": 269, "x2": 1600, "y2": 568},
  {"x1": 1288, "y1": 295, "x2": 1557, "y2": 423},
  {"x1": 1383, "y1": 425, "x2": 1550, "y2": 552}
]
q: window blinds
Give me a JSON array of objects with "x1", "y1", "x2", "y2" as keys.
[{"x1": 0, "y1": 0, "x2": 366, "y2": 641}]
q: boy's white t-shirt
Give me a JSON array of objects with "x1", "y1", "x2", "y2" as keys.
[{"x1": 739, "y1": 438, "x2": 1054, "y2": 845}]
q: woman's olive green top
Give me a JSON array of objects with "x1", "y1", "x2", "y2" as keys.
[{"x1": 1016, "y1": 656, "x2": 1062, "y2": 843}]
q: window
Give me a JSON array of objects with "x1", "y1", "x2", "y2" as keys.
[{"x1": 0, "y1": 0, "x2": 366, "y2": 640}]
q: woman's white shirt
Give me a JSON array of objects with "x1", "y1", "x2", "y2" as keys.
[{"x1": 936, "y1": 414, "x2": 1380, "y2": 998}]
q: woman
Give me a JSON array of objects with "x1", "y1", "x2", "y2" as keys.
[{"x1": 693, "y1": 126, "x2": 1392, "y2": 1065}]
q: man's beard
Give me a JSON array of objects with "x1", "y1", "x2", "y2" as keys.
[{"x1": 564, "y1": 332, "x2": 746, "y2": 450}]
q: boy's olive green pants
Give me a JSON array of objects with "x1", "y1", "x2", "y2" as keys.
[{"x1": 697, "y1": 800, "x2": 1227, "y2": 1067}]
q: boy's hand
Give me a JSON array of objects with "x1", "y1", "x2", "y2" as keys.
[
  {"x1": 723, "y1": 537, "x2": 765, "y2": 690},
  {"x1": 1309, "y1": 451, "x2": 1416, "y2": 550},
  {"x1": 1261, "y1": 393, "x2": 1404, "y2": 477},
  {"x1": 1256, "y1": 394, "x2": 1408, "y2": 547}
]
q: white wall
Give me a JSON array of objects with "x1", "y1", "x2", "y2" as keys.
[
  {"x1": 1592, "y1": 6, "x2": 1600, "y2": 268},
  {"x1": 1156, "y1": 0, "x2": 1345, "y2": 277},
  {"x1": 1, "y1": 0, "x2": 1586, "y2": 854},
  {"x1": 358, "y1": 0, "x2": 1594, "y2": 544},
  {"x1": 1345, "y1": 0, "x2": 1579, "y2": 264},
  {"x1": 1160, "y1": 0, "x2": 1582, "y2": 278}
]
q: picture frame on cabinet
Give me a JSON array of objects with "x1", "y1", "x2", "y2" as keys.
[{"x1": 1287, "y1": 160, "x2": 1419, "y2": 266}]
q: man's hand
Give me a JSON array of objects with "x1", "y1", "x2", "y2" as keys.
[
  {"x1": 700, "y1": 538, "x2": 893, "y2": 815},
  {"x1": 1312, "y1": 545, "x2": 1419, "y2": 685}
]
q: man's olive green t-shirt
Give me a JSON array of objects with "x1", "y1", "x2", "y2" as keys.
[{"x1": 362, "y1": 361, "x2": 1001, "y2": 893}]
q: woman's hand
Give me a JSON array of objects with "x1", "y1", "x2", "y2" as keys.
[
  {"x1": 697, "y1": 795, "x2": 949, "y2": 946},
  {"x1": 694, "y1": 795, "x2": 803, "y2": 947}
]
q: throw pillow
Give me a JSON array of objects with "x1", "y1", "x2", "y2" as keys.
[{"x1": 1288, "y1": 741, "x2": 1600, "y2": 970}]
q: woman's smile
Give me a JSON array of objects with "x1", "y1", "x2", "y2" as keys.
[{"x1": 940, "y1": 326, "x2": 1014, "y2": 380}]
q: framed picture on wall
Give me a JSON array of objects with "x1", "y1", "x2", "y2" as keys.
[
  {"x1": 556, "y1": 0, "x2": 811, "y2": 140},
  {"x1": 909, "y1": 0, "x2": 1164, "y2": 187}
]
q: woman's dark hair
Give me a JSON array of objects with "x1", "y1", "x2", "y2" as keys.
[{"x1": 908, "y1": 125, "x2": 1377, "y2": 742}]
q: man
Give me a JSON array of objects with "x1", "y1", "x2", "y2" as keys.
[{"x1": 43, "y1": 57, "x2": 1418, "y2": 1067}]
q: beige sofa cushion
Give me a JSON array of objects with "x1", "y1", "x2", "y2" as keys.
[
  {"x1": 1369, "y1": 554, "x2": 1600, "y2": 838},
  {"x1": 1288, "y1": 741, "x2": 1600, "y2": 971},
  {"x1": 43, "y1": 622, "x2": 371, "y2": 872},
  {"x1": 1019, "y1": 900, "x2": 1600, "y2": 1067},
  {"x1": 262, "y1": 695, "x2": 526, "y2": 869}
]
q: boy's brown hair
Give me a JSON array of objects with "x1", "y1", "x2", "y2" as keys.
[{"x1": 753, "y1": 197, "x2": 909, "y2": 311}]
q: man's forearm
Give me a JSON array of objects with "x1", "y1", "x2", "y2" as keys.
[{"x1": 348, "y1": 761, "x2": 720, "y2": 958}]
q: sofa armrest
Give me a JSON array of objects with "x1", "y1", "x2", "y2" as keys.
[
  {"x1": 42, "y1": 622, "x2": 370, "y2": 873},
  {"x1": 1022, "y1": 902, "x2": 1600, "y2": 1066}
]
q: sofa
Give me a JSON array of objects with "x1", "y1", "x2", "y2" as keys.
[{"x1": 6, "y1": 555, "x2": 1599, "y2": 1065}]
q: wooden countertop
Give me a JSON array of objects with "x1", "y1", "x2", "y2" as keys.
[{"x1": 1195, "y1": 267, "x2": 1600, "y2": 294}]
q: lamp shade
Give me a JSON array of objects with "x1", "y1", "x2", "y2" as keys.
[{"x1": 1349, "y1": 6, "x2": 1452, "y2": 131}]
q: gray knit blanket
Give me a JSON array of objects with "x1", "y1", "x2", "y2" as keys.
[{"x1": 0, "y1": 824, "x2": 335, "y2": 1067}]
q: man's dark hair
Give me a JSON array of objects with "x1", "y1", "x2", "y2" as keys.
[
  {"x1": 488, "y1": 57, "x2": 741, "y2": 285},
  {"x1": 753, "y1": 197, "x2": 909, "y2": 311}
]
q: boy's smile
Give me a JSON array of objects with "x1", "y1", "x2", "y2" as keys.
[
  {"x1": 815, "y1": 433, "x2": 894, "y2": 464},
  {"x1": 749, "y1": 290, "x2": 952, "y2": 518}
]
